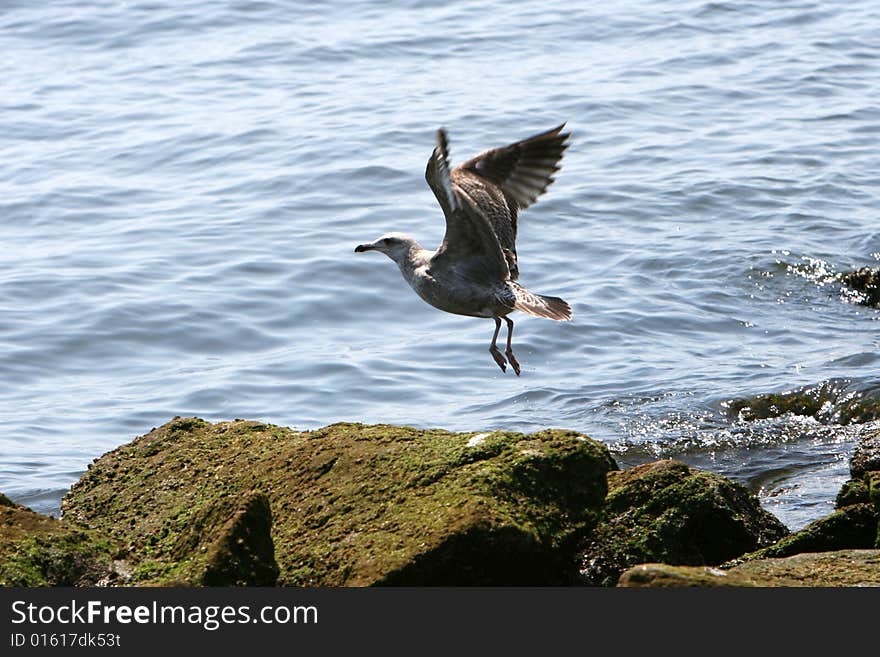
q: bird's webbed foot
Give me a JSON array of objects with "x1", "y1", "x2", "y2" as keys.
[
  {"x1": 489, "y1": 345, "x2": 507, "y2": 373},
  {"x1": 505, "y1": 347, "x2": 521, "y2": 376}
]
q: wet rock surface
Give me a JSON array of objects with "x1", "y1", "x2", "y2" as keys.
[
  {"x1": 724, "y1": 382, "x2": 880, "y2": 425},
  {"x1": 0, "y1": 493, "x2": 113, "y2": 586},
  {"x1": 579, "y1": 460, "x2": 788, "y2": 586},
  {"x1": 840, "y1": 267, "x2": 880, "y2": 308},
  {"x1": 3, "y1": 416, "x2": 878, "y2": 587},
  {"x1": 732, "y1": 503, "x2": 878, "y2": 563},
  {"x1": 62, "y1": 418, "x2": 616, "y2": 586},
  {"x1": 851, "y1": 431, "x2": 880, "y2": 479},
  {"x1": 618, "y1": 549, "x2": 880, "y2": 587}
]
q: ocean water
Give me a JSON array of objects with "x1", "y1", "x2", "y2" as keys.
[{"x1": 2, "y1": 0, "x2": 879, "y2": 530}]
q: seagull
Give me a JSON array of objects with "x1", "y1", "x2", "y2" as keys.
[{"x1": 355, "y1": 124, "x2": 572, "y2": 375}]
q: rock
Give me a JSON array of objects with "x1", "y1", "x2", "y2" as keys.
[
  {"x1": 184, "y1": 491, "x2": 279, "y2": 586},
  {"x1": 836, "y1": 479, "x2": 869, "y2": 508},
  {"x1": 829, "y1": 429, "x2": 880, "y2": 546},
  {"x1": 724, "y1": 382, "x2": 880, "y2": 425},
  {"x1": 870, "y1": 472, "x2": 880, "y2": 515},
  {"x1": 63, "y1": 417, "x2": 616, "y2": 586},
  {"x1": 615, "y1": 429, "x2": 880, "y2": 588},
  {"x1": 851, "y1": 431, "x2": 880, "y2": 479},
  {"x1": 617, "y1": 549, "x2": 880, "y2": 587},
  {"x1": 0, "y1": 494, "x2": 112, "y2": 586},
  {"x1": 734, "y1": 503, "x2": 879, "y2": 562},
  {"x1": 840, "y1": 267, "x2": 880, "y2": 307},
  {"x1": 200, "y1": 492, "x2": 278, "y2": 586},
  {"x1": 578, "y1": 460, "x2": 788, "y2": 586},
  {"x1": 722, "y1": 427, "x2": 880, "y2": 571}
]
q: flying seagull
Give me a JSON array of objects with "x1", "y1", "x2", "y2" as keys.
[{"x1": 355, "y1": 124, "x2": 572, "y2": 375}]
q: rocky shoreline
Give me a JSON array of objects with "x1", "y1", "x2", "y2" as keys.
[{"x1": 2, "y1": 416, "x2": 878, "y2": 587}]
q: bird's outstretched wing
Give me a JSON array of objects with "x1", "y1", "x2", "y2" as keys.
[
  {"x1": 440, "y1": 124, "x2": 570, "y2": 280},
  {"x1": 425, "y1": 129, "x2": 509, "y2": 285},
  {"x1": 457, "y1": 123, "x2": 570, "y2": 211},
  {"x1": 424, "y1": 128, "x2": 457, "y2": 219}
]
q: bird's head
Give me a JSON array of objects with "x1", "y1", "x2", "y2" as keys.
[{"x1": 354, "y1": 232, "x2": 420, "y2": 264}]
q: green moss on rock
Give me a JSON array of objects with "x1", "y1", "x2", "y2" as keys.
[
  {"x1": 851, "y1": 432, "x2": 880, "y2": 478},
  {"x1": 618, "y1": 549, "x2": 880, "y2": 587},
  {"x1": 579, "y1": 460, "x2": 788, "y2": 586},
  {"x1": 836, "y1": 479, "x2": 870, "y2": 508},
  {"x1": 0, "y1": 497, "x2": 112, "y2": 586},
  {"x1": 736, "y1": 503, "x2": 879, "y2": 562},
  {"x1": 869, "y1": 472, "x2": 880, "y2": 516},
  {"x1": 618, "y1": 563, "x2": 754, "y2": 587},
  {"x1": 840, "y1": 267, "x2": 880, "y2": 307},
  {"x1": 832, "y1": 430, "x2": 880, "y2": 540},
  {"x1": 63, "y1": 418, "x2": 616, "y2": 586},
  {"x1": 724, "y1": 382, "x2": 880, "y2": 425},
  {"x1": 194, "y1": 491, "x2": 279, "y2": 586}
]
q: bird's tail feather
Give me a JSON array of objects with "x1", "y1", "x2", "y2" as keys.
[{"x1": 512, "y1": 284, "x2": 572, "y2": 321}]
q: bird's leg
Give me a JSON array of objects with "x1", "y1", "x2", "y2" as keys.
[
  {"x1": 489, "y1": 317, "x2": 507, "y2": 373},
  {"x1": 504, "y1": 316, "x2": 521, "y2": 376}
]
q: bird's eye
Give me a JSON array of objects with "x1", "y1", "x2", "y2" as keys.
[{"x1": 382, "y1": 238, "x2": 392, "y2": 245}]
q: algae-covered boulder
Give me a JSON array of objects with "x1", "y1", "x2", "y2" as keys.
[
  {"x1": 617, "y1": 549, "x2": 880, "y2": 587},
  {"x1": 579, "y1": 460, "x2": 788, "y2": 586},
  {"x1": 870, "y1": 472, "x2": 880, "y2": 514},
  {"x1": 840, "y1": 267, "x2": 880, "y2": 307},
  {"x1": 168, "y1": 490, "x2": 279, "y2": 586},
  {"x1": 0, "y1": 493, "x2": 112, "y2": 586},
  {"x1": 833, "y1": 429, "x2": 880, "y2": 515},
  {"x1": 836, "y1": 478, "x2": 870, "y2": 508},
  {"x1": 63, "y1": 418, "x2": 616, "y2": 586},
  {"x1": 720, "y1": 428, "x2": 880, "y2": 570},
  {"x1": 724, "y1": 382, "x2": 880, "y2": 425},
  {"x1": 830, "y1": 430, "x2": 880, "y2": 544},
  {"x1": 851, "y1": 431, "x2": 880, "y2": 479},
  {"x1": 732, "y1": 503, "x2": 879, "y2": 563}
]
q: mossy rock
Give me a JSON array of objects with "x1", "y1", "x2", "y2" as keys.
[
  {"x1": 836, "y1": 479, "x2": 870, "y2": 508},
  {"x1": 618, "y1": 549, "x2": 880, "y2": 587},
  {"x1": 63, "y1": 418, "x2": 616, "y2": 586},
  {"x1": 832, "y1": 430, "x2": 880, "y2": 538},
  {"x1": 840, "y1": 267, "x2": 880, "y2": 307},
  {"x1": 579, "y1": 460, "x2": 788, "y2": 586},
  {"x1": 724, "y1": 383, "x2": 880, "y2": 425},
  {"x1": 0, "y1": 494, "x2": 112, "y2": 586},
  {"x1": 851, "y1": 431, "x2": 880, "y2": 478},
  {"x1": 183, "y1": 491, "x2": 279, "y2": 586},
  {"x1": 735, "y1": 503, "x2": 879, "y2": 562},
  {"x1": 869, "y1": 473, "x2": 880, "y2": 518}
]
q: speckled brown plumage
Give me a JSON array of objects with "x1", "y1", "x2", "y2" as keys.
[
  {"x1": 356, "y1": 124, "x2": 572, "y2": 375},
  {"x1": 428, "y1": 124, "x2": 570, "y2": 280}
]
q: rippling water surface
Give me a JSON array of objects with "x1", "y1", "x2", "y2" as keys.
[{"x1": 2, "y1": 0, "x2": 879, "y2": 529}]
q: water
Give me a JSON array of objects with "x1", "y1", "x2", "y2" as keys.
[{"x1": 2, "y1": 0, "x2": 879, "y2": 530}]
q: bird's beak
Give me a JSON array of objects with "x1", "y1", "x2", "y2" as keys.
[{"x1": 354, "y1": 243, "x2": 373, "y2": 253}]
